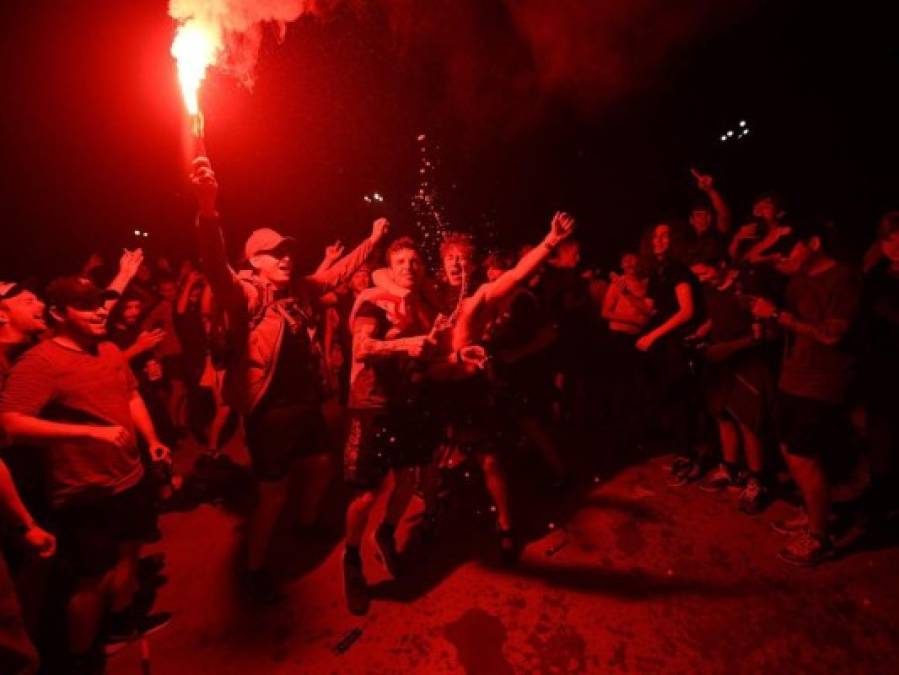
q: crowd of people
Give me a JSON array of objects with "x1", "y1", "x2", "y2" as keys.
[{"x1": 0, "y1": 157, "x2": 897, "y2": 673}]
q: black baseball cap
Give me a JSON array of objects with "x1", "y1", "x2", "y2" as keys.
[
  {"x1": 0, "y1": 278, "x2": 39, "y2": 300},
  {"x1": 45, "y1": 276, "x2": 119, "y2": 312}
]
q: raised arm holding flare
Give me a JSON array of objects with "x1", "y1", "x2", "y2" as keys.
[{"x1": 189, "y1": 157, "x2": 389, "y2": 602}]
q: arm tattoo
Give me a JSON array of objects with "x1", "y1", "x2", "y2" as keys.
[{"x1": 353, "y1": 319, "x2": 417, "y2": 361}]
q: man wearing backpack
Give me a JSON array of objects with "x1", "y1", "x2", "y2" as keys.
[{"x1": 189, "y1": 157, "x2": 388, "y2": 601}]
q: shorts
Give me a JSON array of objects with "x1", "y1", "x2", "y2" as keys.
[
  {"x1": 245, "y1": 403, "x2": 330, "y2": 482},
  {"x1": 344, "y1": 409, "x2": 439, "y2": 491},
  {"x1": 51, "y1": 476, "x2": 158, "y2": 579},
  {"x1": 775, "y1": 391, "x2": 843, "y2": 458},
  {"x1": 704, "y1": 352, "x2": 774, "y2": 435}
]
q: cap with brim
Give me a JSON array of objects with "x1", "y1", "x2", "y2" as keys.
[
  {"x1": 46, "y1": 276, "x2": 119, "y2": 311},
  {"x1": 244, "y1": 228, "x2": 295, "y2": 260},
  {"x1": 0, "y1": 278, "x2": 39, "y2": 301},
  {"x1": 0, "y1": 282, "x2": 23, "y2": 300}
]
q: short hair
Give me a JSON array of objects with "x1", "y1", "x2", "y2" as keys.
[
  {"x1": 440, "y1": 232, "x2": 475, "y2": 261},
  {"x1": 385, "y1": 237, "x2": 419, "y2": 265},
  {"x1": 753, "y1": 191, "x2": 783, "y2": 209}
]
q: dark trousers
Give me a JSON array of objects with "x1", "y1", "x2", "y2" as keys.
[{"x1": 640, "y1": 337, "x2": 701, "y2": 456}]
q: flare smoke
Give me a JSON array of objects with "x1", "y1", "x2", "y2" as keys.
[{"x1": 168, "y1": 0, "x2": 316, "y2": 93}]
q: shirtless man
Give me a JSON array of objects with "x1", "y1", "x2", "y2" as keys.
[{"x1": 374, "y1": 212, "x2": 575, "y2": 562}]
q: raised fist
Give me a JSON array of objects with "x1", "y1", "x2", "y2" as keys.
[
  {"x1": 190, "y1": 157, "x2": 218, "y2": 217},
  {"x1": 690, "y1": 167, "x2": 714, "y2": 192},
  {"x1": 548, "y1": 211, "x2": 576, "y2": 245},
  {"x1": 371, "y1": 218, "x2": 390, "y2": 243}
]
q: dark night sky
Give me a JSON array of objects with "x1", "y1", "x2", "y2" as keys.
[{"x1": 1, "y1": 1, "x2": 897, "y2": 281}]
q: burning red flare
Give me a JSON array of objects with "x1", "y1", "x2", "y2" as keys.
[{"x1": 171, "y1": 22, "x2": 218, "y2": 118}]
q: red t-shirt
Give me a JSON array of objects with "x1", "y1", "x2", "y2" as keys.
[{"x1": 0, "y1": 339, "x2": 143, "y2": 507}]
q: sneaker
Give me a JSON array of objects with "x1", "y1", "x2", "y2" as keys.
[
  {"x1": 667, "y1": 459, "x2": 702, "y2": 487},
  {"x1": 343, "y1": 553, "x2": 370, "y2": 616},
  {"x1": 770, "y1": 511, "x2": 809, "y2": 535},
  {"x1": 738, "y1": 477, "x2": 769, "y2": 515},
  {"x1": 104, "y1": 612, "x2": 172, "y2": 654},
  {"x1": 373, "y1": 524, "x2": 402, "y2": 578},
  {"x1": 669, "y1": 456, "x2": 693, "y2": 477},
  {"x1": 245, "y1": 569, "x2": 283, "y2": 606},
  {"x1": 778, "y1": 530, "x2": 835, "y2": 566},
  {"x1": 699, "y1": 464, "x2": 734, "y2": 492}
]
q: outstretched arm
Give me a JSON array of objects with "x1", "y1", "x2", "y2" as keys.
[
  {"x1": 307, "y1": 219, "x2": 388, "y2": 292},
  {"x1": 692, "y1": 169, "x2": 731, "y2": 234},
  {"x1": 105, "y1": 248, "x2": 144, "y2": 312},
  {"x1": 190, "y1": 158, "x2": 249, "y2": 322},
  {"x1": 728, "y1": 227, "x2": 751, "y2": 261},
  {"x1": 483, "y1": 212, "x2": 576, "y2": 306},
  {"x1": 315, "y1": 241, "x2": 345, "y2": 275},
  {"x1": 176, "y1": 271, "x2": 202, "y2": 315},
  {"x1": 744, "y1": 226, "x2": 791, "y2": 264}
]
